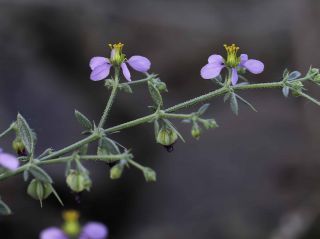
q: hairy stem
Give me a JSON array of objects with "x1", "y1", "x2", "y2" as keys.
[
  {"x1": 0, "y1": 154, "x2": 129, "y2": 181},
  {"x1": 98, "y1": 67, "x2": 120, "y2": 128}
]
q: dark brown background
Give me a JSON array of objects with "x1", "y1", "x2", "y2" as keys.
[{"x1": 1, "y1": 0, "x2": 320, "y2": 238}]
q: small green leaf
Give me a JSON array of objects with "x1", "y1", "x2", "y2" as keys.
[
  {"x1": 16, "y1": 114, "x2": 35, "y2": 154},
  {"x1": 224, "y1": 93, "x2": 231, "y2": 102},
  {"x1": 148, "y1": 81, "x2": 163, "y2": 108},
  {"x1": 282, "y1": 86, "x2": 290, "y2": 98},
  {"x1": 288, "y1": 71, "x2": 301, "y2": 81},
  {"x1": 29, "y1": 165, "x2": 53, "y2": 183},
  {"x1": 197, "y1": 103, "x2": 210, "y2": 115},
  {"x1": 75, "y1": 110, "x2": 92, "y2": 130},
  {"x1": 38, "y1": 148, "x2": 53, "y2": 159},
  {"x1": 98, "y1": 137, "x2": 120, "y2": 156},
  {"x1": 230, "y1": 93, "x2": 239, "y2": 115},
  {"x1": 235, "y1": 94, "x2": 257, "y2": 112},
  {"x1": 23, "y1": 170, "x2": 29, "y2": 182},
  {"x1": 49, "y1": 185, "x2": 64, "y2": 206},
  {"x1": 0, "y1": 198, "x2": 12, "y2": 215},
  {"x1": 119, "y1": 83, "x2": 133, "y2": 93}
]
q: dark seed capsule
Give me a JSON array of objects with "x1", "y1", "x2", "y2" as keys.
[
  {"x1": 164, "y1": 145, "x2": 174, "y2": 153},
  {"x1": 17, "y1": 148, "x2": 28, "y2": 157}
]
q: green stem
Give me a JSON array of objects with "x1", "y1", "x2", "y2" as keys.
[
  {"x1": 299, "y1": 91, "x2": 320, "y2": 106},
  {"x1": 0, "y1": 154, "x2": 129, "y2": 181},
  {"x1": 98, "y1": 67, "x2": 120, "y2": 128},
  {"x1": 40, "y1": 134, "x2": 100, "y2": 161},
  {"x1": 105, "y1": 113, "x2": 157, "y2": 133},
  {"x1": 125, "y1": 75, "x2": 153, "y2": 86},
  {"x1": 161, "y1": 113, "x2": 193, "y2": 119},
  {"x1": 128, "y1": 159, "x2": 145, "y2": 171},
  {"x1": 0, "y1": 123, "x2": 14, "y2": 139}
]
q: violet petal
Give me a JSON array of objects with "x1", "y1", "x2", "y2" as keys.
[
  {"x1": 89, "y1": 57, "x2": 110, "y2": 70},
  {"x1": 200, "y1": 63, "x2": 224, "y2": 80},
  {"x1": 243, "y1": 59, "x2": 264, "y2": 74},
  {"x1": 127, "y1": 55, "x2": 151, "y2": 73},
  {"x1": 79, "y1": 222, "x2": 108, "y2": 239},
  {"x1": 231, "y1": 68, "x2": 239, "y2": 85},
  {"x1": 240, "y1": 54, "x2": 248, "y2": 66},
  {"x1": 90, "y1": 63, "x2": 111, "y2": 81},
  {"x1": 40, "y1": 227, "x2": 68, "y2": 239},
  {"x1": 0, "y1": 152, "x2": 19, "y2": 171},
  {"x1": 208, "y1": 54, "x2": 224, "y2": 65},
  {"x1": 121, "y1": 62, "x2": 131, "y2": 81}
]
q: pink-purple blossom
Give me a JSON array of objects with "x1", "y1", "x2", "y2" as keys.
[
  {"x1": 40, "y1": 222, "x2": 108, "y2": 239},
  {"x1": 90, "y1": 43, "x2": 151, "y2": 82},
  {"x1": 0, "y1": 148, "x2": 19, "y2": 171},
  {"x1": 200, "y1": 44, "x2": 264, "y2": 85}
]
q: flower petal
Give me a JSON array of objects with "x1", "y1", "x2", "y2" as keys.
[
  {"x1": 90, "y1": 63, "x2": 111, "y2": 81},
  {"x1": 79, "y1": 222, "x2": 108, "y2": 239},
  {"x1": 231, "y1": 68, "x2": 239, "y2": 85},
  {"x1": 127, "y1": 55, "x2": 151, "y2": 73},
  {"x1": 244, "y1": 59, "x2": 264, "y2": 74},
  {"x1": 240, "y1": 54, "x2": 248, "y2": 66},
  {"x1": 89, "y1": 57, "x2": 109, "y2": 70},
  {"x1": 200, "y1": 63, "x2": 224, "y2": 79},
  {"x1": 40, "y1": 227, "x2": 68, "y2": 239},
  {"x1": 208, "y1": 54, "x2": 224, "y2": 64},
  {"x1": 0, "y1": 152, "x2": 19, "y2": 171},
  {"x1": 121, "y1": 62, "x2": 131, "y2": 81}
]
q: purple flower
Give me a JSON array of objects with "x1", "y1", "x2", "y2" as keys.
[
  {"x1": 0, "y1": 148, "x2": 19, "y2": 171},
  {"x1": 79, "y1": 222, "x2": 108, "y2": 239},
  {"x1": 90, "y1": 43, "x2": 151, "y2": 82},
  {"x1": 40, "y1": 227, "x2": 68, "y2": 239},
  {"x1": 200, "y1": 44, "x2": 264, "y2": 85}
]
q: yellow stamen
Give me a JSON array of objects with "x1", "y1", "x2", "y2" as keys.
[
  {"x1": 223, "y1": 44, "x2": 241, "y2": 67},
  {"x1": 62, "y1": 210, "x2": 80, "y2": 222},
  {"x1": 108, "y1": 42, "x2": 126, "y2": 65}
]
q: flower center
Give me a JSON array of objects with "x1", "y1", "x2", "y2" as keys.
[
  {"x1": 109, "y1": 42, "x2": 126, "y2": 65},
  {"x1": 224, "y1": 44, "x2": 240, "y2": 68}
]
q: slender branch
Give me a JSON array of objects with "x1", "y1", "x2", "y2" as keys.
[
  {"x1": 0, "y1": 154, "x2": 130, "y2": 181},
  {"x1": 128, "y1": 159, "x2": 145, "y2": 171},
  {"x1": 40, "y1": 133, "x2": 100, "y2": 161},
  {"x1": 0, "y1": 123, "x2": 14, "y2": 139},
  {"x1": 299, "y1": 91, "x2": 320, "y2": 106},
  {"x1": 98, "y1": 67, "x2": 120, "y2": 128},
  {"x1": 161, "y1": 113, "x2": 193, "y2": 119},
  {"x1": 125, "y1": 74, "x2": 153, "y2": 86}
]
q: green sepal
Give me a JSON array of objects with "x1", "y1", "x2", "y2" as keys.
[
  {"x1": 74, "y1": 110, "x2": 92, "y2": 130},
  {"x1": 16, "y1": 114, "x2": 36, "y2": 154}
]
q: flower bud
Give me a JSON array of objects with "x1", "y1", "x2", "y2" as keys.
[
  {"x1": 309, "y1": 68, "x2": 319, "y2": 75},
  {"x1": 66, "y1": 170, "x2": 92, "y2": 193},
  {"x1": 27, "y1": 179, "x2": 52, "y2": 201},
  {"x1": 156, "y1": 82, "x2": 167, "y2": 92},
  {"x1": 191, "y1": 125, "x2": 201, "y2": 140},
  {"x1": 12, "y1": 138, "x2": 27, "y2": 156},
  {"x1": 143, "y1": 167, "x2": 157, "y2": 182},
  {"x1": 202, "y1": 119, "x2": 218, "y2": 129},
  {"x1": 110, "y1": 163, "x2": 124, "y2": 180},
  {"x1": 156, "y1": 127, "x2": 178, "y2": 147}
]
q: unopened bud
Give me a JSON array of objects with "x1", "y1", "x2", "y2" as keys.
[
  {"x1": 110, "y1": 163, "x2": 124, "y2": 180},
  {"x1": 143, "y1": 167, "x2": 157, "y2": 182},
  {"x1": 191, "y1": 125, "x2": 201, "y2": 140},
  {"x1": 156, "y1": 127, "x2": 178, "y2": 146},
  {"x1": 12, "y1": 138, "x2": 27, "y2": 156},
  {"x1": 202, "y1": 119, "x2": 218, "y2": 129},
  {"x1": 66, "y1": 170, "x2": 92, "y2": 193},
  {"x1": 27, "y1": 179, "x2": 52, "y2": 201}
]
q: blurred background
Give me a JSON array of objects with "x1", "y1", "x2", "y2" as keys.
[{"x1": 0, "y1": 0, "x2": 320, "y2": 238}]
